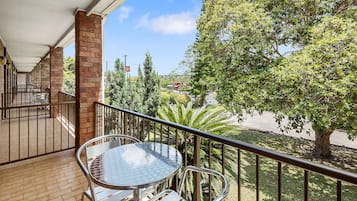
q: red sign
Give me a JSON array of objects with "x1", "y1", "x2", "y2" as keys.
[
  {"x1": 125, "y1": 66, "x2": 130, "y2": 72},
  {"x1": 174, "y1": 82, "x2": 181, "y2": 90}
]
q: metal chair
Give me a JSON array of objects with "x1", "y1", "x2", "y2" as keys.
[
  {"x1": 149, "y1": 166, "x2": 229, "y2": 201},
  {"x1": 76, "y1": 134, "x2": 141, "y2": 201}
]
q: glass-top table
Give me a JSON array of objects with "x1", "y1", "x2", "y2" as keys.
[{"x1": 89, "y1": 142, "x2": 182, "y2": 201}]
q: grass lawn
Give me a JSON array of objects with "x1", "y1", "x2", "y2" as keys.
[{"x1": 223, "y1": 129, "x2": 357, "y2": 201}]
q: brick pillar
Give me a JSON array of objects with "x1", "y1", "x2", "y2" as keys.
[
  {"x1": 75, "y1": 11, "x2": 102, "y2": 147},
  {"x1": 36, "y1": 65, "x2": 40, "y2": 87},
  {"x1": 31, "y1": 64, "x2": 41, "y2": 88},
  {"x1": 41, "y1": 58, "x2": 50, "y2": 90},
  {"x1": 50, "y1": 47, "x2": 63, "y2": 116},
  {"x1": 30, "y1": 68, "x2": 35, "y2": 86}
]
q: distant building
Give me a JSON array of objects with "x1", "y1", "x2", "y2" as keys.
[{"x1": 174, "y1": 82, "x2": 182, "y2": 90}]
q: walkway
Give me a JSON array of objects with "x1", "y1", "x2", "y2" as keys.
[
  {"x1": 0, "y1": 150, "x2": 86, "y2": 201},
  {"x1": 0, "y1": 108, "x2": 75, "y2": 164}
]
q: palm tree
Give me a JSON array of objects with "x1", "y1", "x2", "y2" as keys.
[{"x1": 157, "y1": 102, "x2": 239, "y2": 199}]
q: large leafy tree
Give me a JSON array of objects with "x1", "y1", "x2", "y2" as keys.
[
  {"x1": 269, "y1": 17, "x2": 357, "y2": 157},
  {"x1": 192, "y1": 0, "x2": 356, "y2": 157}
]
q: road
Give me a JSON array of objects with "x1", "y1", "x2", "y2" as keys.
[{"x1": 235, "y1": 111, "x2": 357, "y2": 149}]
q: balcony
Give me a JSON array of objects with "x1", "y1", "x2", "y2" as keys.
[
  {"x1": 1, "y1": 101, "x2": 357, "y2": 200},
  {"x1": 0, "y1": 150, "x2": 86, "y2": 201},
  {"x1": 0, "y1": 90, "x2": 75, "y2": 165},
  {"x1": 93, "y1": 103, "x2": 357, "y2": 201},
  {"x1": 0, "y1": 0, "x2": 356, "y2": 200}
]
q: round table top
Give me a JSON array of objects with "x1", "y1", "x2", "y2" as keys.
[{"x1": 89, "y1": 142, "x2": 182, "y2": 190}]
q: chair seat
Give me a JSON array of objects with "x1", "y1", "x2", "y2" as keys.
[
  {"x1": 160, "y1": 191, "x2": 185, "y2": 201},
  {"x1": 150, "y1": 189, "x2": 186, "y2": 201},
  {"x1": 84, "y1": 186, "x2": 133, "y2": 201}
]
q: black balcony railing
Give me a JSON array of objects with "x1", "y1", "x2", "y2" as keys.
[
  {"x1": 1, "y1": 91, "x2": 49, "y2": 108},
  {"x1": 58, "y1": 91, "x2": 75, "y2": 103},
  {"x1": 0, "y1": 91, "x2": 76, "y2": 165},
  {"x1": 16, "y1": 84, "x2": 38, "y2": 92},
  {"x1": 58, "y1": 91, "x2": 76, "y2": 127},
  {"x1": 95, "y1": 102, "x2": 357, "y2": 201}
]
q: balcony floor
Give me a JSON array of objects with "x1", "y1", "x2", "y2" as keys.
[{"x1": 0, "y1": 150, "x2": 86, "y2": 201}]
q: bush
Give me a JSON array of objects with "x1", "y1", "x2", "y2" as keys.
[{"x1": 176, "y1": 94, "x2": 190, "y2": 105}]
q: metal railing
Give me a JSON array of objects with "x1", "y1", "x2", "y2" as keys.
[
  {"x1": 95, "y1": 102, "x2": 357, "y2": 201},
  {"x1": 58, "y1": 91, "x2": 75, "y2": 103},
  {"x1": 1, "y1": 91, "x2": 49, "y2": 108},
  {"x1": 0, "y1": 102, "x2": 76, "y2": 165},
  {"x1": 58, "y1": 91, "x2": 75, "y2": 128},
  {"x1": 16, "y1": 84, "x2": 38, "y2": 92}
]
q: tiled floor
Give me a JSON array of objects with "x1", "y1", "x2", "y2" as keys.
[{"x1": 0, "y1": 150, "x2": 87, "y2": 201}]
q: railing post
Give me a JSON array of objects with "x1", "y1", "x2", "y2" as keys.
[
  {"x1": 193, "y1": 135, "x2": 201, "y2": 201},
  {"x1": 1, "y1": 94, "x2": 3, "y2": 119},
  {"x1": 94, "y1": 103, "x2": 97, "y2": 136},
  {"x1": 124, "y1": 112, "x2": 128, "y2": 135}
]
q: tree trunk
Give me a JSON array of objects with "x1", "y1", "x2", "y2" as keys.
[{"x1": 313, "y1": 128, "x2": 333, "y2": 158}]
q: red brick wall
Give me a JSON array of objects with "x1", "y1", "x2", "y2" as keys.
[
  {"x1": 41, "y1": 58, "x2": 50, "y2": 90},
  {"x1": 75, "y1": 11, "x2": 102, "y2": 147},
  {"x1": 50, "y1": 47, "x2": 63, "y2": 116},
  {"x1": 31, "y1": 64, "x2": 41, "y2": 88}
]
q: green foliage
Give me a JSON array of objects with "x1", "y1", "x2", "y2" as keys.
[
  {"x1": 63, "y1": 56, "x2": 75, "y2": 95},
  {"x1": 105, "y1": 58, "x2": 143, "y2": 112},
  {"x1": 270, "y1": 16, "x2": 357, "y2": 137},
  {"x1": 175, "y1": 94, "x2": 191, "y2": 105},
  {"x1": 157, "y1": 102, "x2": 239, "y2": 165},
  {"x1": 192, "y1": 0, "x2": 276, "y2": 107},
  {"x1": 160, "y1": 91, "x2": 192, "y2": 106},
  {"x1": 160, "y1": 91, "x2": 171, "y2": 105},
  {"x1": 143, "y1": 52, "x2": 161, "y2": 116},
  {"x1": 105, "y1": 53, "x2": 161, "y2": 116},
  {"x1": 158, "y1": 102, "x2": 239, "y2": 198},
  {"x1": 158, "y1": 102, "x2": 236, "y2": 134},
  {"x1": 192, "y1": 0, "x2": 356, "y2": 157},
  {"x1": 105, "y1": 58, "x2": 129, "y2": 107}
]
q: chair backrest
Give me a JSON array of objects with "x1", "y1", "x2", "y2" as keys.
[
  {"x1": 76, "y1": 134, "x2": 141, "y2": 200},
  {"x1": 178, "y1": 166, "x2": 229, "y2": 201}
]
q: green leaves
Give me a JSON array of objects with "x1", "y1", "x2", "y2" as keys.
[
  {"x1": 269, "y1": 16, "x2": 357, "y2": 137},
  {"x1": 63, "y1": 56, "x2": 75, "y2": 95},
  {"x1": 143, "y1": 52, "x2": 161, "y2": 117},
  {"x1": 105, "y1": 52, "x2": 161, "y2": 117},
  {"x1": 158, "y1": 102, "x2": 238, "y2": 136},
  {"x1": 192, "y1": 0, "x2": 356, "y2": 156}
]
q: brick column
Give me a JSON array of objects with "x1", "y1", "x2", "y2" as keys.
[
  {"x1": 75, "y1": 11, "x2": 102, "y2": 147},
  {"x1": 41, "y1": 58, "x2": 50, "y2": 90},
  {"x1": 31, "y1": 64, "x2": 41, "y2": 88},
  {"x1": 50, "y1": 47, "x2": 63, "y2": 116}
]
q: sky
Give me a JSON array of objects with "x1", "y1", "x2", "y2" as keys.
[{"x1": 64, "y1": 0, "x2": 202, "y2": 76}]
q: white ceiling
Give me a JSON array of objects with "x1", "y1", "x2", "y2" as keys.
[{"x1": 0, "y1": 0, "x2": 125, "y2": 72}]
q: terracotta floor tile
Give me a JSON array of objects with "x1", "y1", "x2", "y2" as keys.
[{"x1": 0, "y1": 151, "x2": 87, "y2": 201}]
